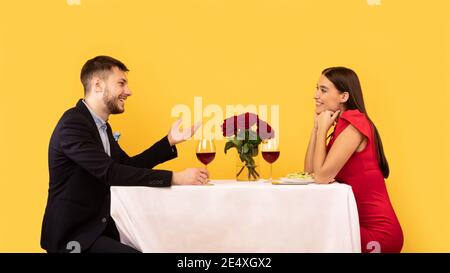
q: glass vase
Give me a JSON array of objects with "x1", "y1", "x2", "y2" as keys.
[{"x1": 235, "y1": 151, "x2": 260, "y2": 181}]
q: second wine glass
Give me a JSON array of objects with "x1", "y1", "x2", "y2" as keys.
[
  {"x1": 196, "y1": 138, "x2": 216, "y2": 183},
  {"x1": 261, "y1": 139, "x2": 280, "y2": 183}
]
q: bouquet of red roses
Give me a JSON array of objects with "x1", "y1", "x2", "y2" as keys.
[{"x1": 221, "y1": 112, "x2": 275, "y2": 180}]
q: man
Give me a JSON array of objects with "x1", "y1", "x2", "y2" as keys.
[{"x1": 41, "y1": 55, "x2": 208, "y2": 253}]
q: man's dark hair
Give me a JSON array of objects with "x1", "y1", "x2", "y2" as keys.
[{"x1": 80, "y1": 55, "x2": 129, "y2": 95}]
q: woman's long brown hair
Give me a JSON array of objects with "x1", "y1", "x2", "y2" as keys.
[{"x1": 322, "y1": 67, "x2": 390, "y2": 178}]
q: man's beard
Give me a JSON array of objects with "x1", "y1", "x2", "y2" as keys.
[{"x1": 103, "y1": 88, "x2": 124, "y2": 114}]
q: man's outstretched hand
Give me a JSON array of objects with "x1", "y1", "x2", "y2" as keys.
[{"x1": 168, "y1": 118, "x2": 201, "y2": 146}]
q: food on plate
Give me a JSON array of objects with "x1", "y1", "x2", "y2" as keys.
[{"x1": 285, "y1": 172, "x2": 314, "y2": 180}]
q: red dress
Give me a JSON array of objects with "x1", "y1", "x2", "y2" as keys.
[{"x1": 327, "y1": 109, "x2": 403, "y2": 253}]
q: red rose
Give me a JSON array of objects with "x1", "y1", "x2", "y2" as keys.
[
  {"x1": 256, "y1": 120, "x2": 274, "y2": 139},
  {"x1": 221, "y1": 112, "x2": 274, "y2": 139},
  {"x1": 221, "y1": 115, "x2": 237, "y2": 137},
  {"x1": 237, "y1": 112, "x2": 258, "y2": 130}
]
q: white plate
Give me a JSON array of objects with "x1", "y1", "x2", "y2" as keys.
[{"x1": 278, "y1": 177, "x2": 315, "y2": 184}]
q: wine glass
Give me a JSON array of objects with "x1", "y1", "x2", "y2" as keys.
[
  {"x1": 261, "y1": 139, "x2": 280, "y2": 183},
  {"x1": 196, "y1": 138, "x2": 216, "y2": 184}
]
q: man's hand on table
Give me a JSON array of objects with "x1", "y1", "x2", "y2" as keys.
[{"x1": 172, "y1": 168, "x2": 209, "y2": 185}]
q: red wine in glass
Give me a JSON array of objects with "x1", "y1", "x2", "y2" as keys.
[
  {"x1": 262, "y1": 151, "x2": 280, "y2": 164},
  {"x1": 196, "y1": 139, "x2": 216, "y2": 184},
  {"x1": 261, "y1": 139, "x2": 279, "y2": 182},
  {"x1": 196, "y1": 152, "x2": 216, "y2": 165}
]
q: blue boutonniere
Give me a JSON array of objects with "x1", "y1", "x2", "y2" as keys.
[{"x1": 113, "y1": 132, "x2": 121, "y2": 142}]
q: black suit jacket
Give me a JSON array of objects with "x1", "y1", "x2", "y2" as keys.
[{"x1": 41, "y1": 99, "x2": 177, "y2": 253}]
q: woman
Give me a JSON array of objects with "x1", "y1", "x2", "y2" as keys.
[{"x1": 304, "y1": 67, "x2": 403, "y2": 253}]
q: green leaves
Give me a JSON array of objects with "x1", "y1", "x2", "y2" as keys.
[
  {"x1": 250, "y1": 145, "x2": 259, "y2": 157},
  {"x1": 225, "y1": 129, "x2": 261, "y2": 163},
  {"x1": 242, "y1": 143, "x2": 249, "y2": 154},
  {"x1": 224, "y1": 140, "x2": 236, "y2": 154},
  {"x1": 223, "y1": 128, "x2": 263, "y2": 180}
]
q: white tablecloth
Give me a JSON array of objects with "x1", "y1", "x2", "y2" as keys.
[{"x1": 110, "y1": 180, "x2": 361, "y2": 253}]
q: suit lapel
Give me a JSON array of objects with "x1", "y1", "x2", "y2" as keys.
[
  {"x1": 75, "y1": 99, "x2": 105, "y2": 150},
  {"x1": 106, "y1": 123, "x2": 119, "y2": 160},
  {"x1": 76, "y1": 99, "x2": 120, "y2": 160}
]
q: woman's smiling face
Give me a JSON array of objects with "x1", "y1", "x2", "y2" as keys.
[{"x1": 314, "y1": 74, "x2": 348, "y2": 114}]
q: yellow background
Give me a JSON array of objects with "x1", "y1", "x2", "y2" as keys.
[{"x1": 1, "y1": 0, "x2": 449, "y2": 252}]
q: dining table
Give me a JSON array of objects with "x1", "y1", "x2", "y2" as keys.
[{"x1": 110, "y1": 180, "x2": 361, "y2": 253}]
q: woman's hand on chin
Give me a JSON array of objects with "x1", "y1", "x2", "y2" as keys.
[{"x1": 317, "y1": 110, "x2": 340, "y2": 134}]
